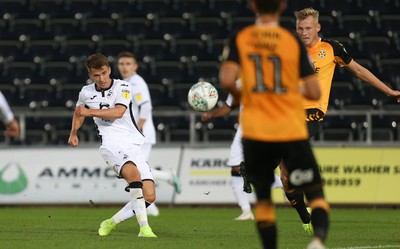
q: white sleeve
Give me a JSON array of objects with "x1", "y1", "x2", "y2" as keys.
[
  {"x1": 132, "y1": 78, "x2": 151, "y2": 106},
  {"x1": 225, "y1": 93, "x2": 234, "y2": 107},
  {"x1": 115, "y1": 82, "x2": 132, "y2": 107},
  {"x1": 76, "y1": 90, "x2": 85, "y2": 107},
  {"x1": 0, "y1": 91, "x2": 14, "y2": 123}
]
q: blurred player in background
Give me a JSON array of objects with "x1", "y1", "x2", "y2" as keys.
[
  {"x1": 279, "y1": 7, "x2": 400, "y2": 236},
  {"x1": 0, "y1": 91, "x2": 20, "y2": 138},
  {"x1": 68, "y1": 53, "x2": 157, "y2": 238},
  {"x1": 219, "y1": 0, "x2": 329, "y2": 248},
  {"x1": 113, "y1": 51, "x2": 181, "y2": 217},
  {"x1": 201, "y1": 81, "x2": 283, "y2": 221}
]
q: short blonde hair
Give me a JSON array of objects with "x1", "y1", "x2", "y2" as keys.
[{"x1": 295, "y1": 7, "x2": 319, "y2": 22}]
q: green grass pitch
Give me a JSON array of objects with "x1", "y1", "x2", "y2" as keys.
[{"x1": 0, "y1": 207, "x2": 399, "y2": 249}]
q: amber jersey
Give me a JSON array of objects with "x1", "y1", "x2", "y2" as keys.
[
  {"x1": 224, "y1": 24, "x2": 315, "y2": 142},
  {"x1": 303, "y1": 38, "x2": 353, "y2": 114}
]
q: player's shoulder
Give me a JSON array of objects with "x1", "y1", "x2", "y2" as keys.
[
  {"x1": 80, "y1": 83, "x2": 95, "y2": 94},
  {"x1": 321, "y1": 38, "x2": 348, "y2": 52},
  {"x1": 113, "y1": 79, "x2": 130, "y2": 88}
]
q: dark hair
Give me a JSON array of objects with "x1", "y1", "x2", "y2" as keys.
[
  {"x1": 118, "y1": 51, "x2": 137, "y2": 62},
  {"x1": 253, "y1": 0, "x2": 283, "y2": 14},
  {"x1": 86, "y1": 53, "x2": 109, "y2": 72}
]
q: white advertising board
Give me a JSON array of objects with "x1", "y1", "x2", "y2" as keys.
[
  {"x1": 147, "y1": 147, "x2": 182, "y2": 203},
  {"x1": 0, "y1": 148, "x2": 133, "y2": 204},
  {"x1": 174, "y1": 147, "x2": 256, "y2": 204}
]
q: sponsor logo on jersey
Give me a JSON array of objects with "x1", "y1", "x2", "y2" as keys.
[{"x1": 122, "y1": 89, "x2": 131, "y2": 99}]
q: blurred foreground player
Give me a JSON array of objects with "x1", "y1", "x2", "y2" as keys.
[{"x1": 219, "y1": 0, "x2": 329, "y2": 248}]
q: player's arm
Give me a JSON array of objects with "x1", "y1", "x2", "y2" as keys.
[
  {"x1": 220, "y1": 62, "x2": 241, "y2": 102},
  {"x1": 220, "y1": 33, "x2": 241, "y2": 104},
  {"x1": 346, "y1": 60, "x2": 400, "y2": 102},
  {"x1": 68, "y1": 109, "x2": 85, "y2": 147},
  {"x1": 201, "y1": 103, "x2": 233, "y2": 122},
  {"x1": 0, "y1": 91, "x2": 20, "y2": 137},
  {"x1": 296, "y1": 35, "x2": 321, "y2": 100},
  {"x1": 75, "y1": 104, "x2": 127, "y2": 119}
]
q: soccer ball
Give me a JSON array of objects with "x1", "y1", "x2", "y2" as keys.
[{"x1": 187, "y1": 81, "x2": 218, "y2": 112}]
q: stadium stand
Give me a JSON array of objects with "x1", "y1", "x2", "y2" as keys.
[{"x1": 0, "y1": 0, "x2": 399, "y2": 144}]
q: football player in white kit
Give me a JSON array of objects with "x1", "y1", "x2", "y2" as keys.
[
  {"x1": 0, "y1": 91, "x2": 20, "y2": 137},
  {"x1": 201, "y1": 83, "x2": 283, "y2": 221},
  {"x1": 114, "y1": 51, "x2": 182, "y2": 217},
  {"x1": 68, "y1": 53, "x2": 156, "y2": 237}
]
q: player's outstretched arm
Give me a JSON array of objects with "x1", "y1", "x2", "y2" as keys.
[
  {"x1": 347, "y1": 60, "x2": 400, "y2": 102},
  {"x1": 68, "y1": 110, "x2": 85, "y2": 147},
  {"x1": 201, "y1": 103, "x2": 233, "y2": 122},
  {"x1": 75, "y1": 105, "x2": 127, "y2": 120}
]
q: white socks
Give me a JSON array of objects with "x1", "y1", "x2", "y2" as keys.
[
  {"x1": 112, "y1": 201, "x2": 133, "y2": 224},
  {"x1": 231, "y1": 176, "x2": 251, "y2": 213},
  {"x1": 130, "y1": 188, "x2": 149, "y2": 228}
]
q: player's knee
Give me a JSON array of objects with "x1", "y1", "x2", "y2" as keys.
[{"x1": 255, "y1": 200, "x2": 275, "y2": 223}]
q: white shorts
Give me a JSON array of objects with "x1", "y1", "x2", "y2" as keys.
[
  {"x1": 99, "y1": 142, "x2": 154, "y2": 181},
  {"x1": 227, "y1": 125, "x2": 243, "y2": 166},
  {"x1": 141, "y1": 143, "x2": 153, "y2": 162}
]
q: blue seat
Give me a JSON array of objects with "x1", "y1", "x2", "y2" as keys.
[
  {"x1": 138, "y1": 39, "x2": 170, "y2": 60},
  {"x1": 187, "y1": 61, "x2": 219, "y2": 83},
  {"x1": 191, "y1": 17, "x2": 227, "y2": 39},
  {"x1": 81, "y1": 18, "x2": 121, "y2": 39},
  {"x1": 59, "y1": 40, "x2": 97, "y2": 59},
  {"x1": 49, "y1": 18, "x2": 82, "y2": 39},
  {"x1": 97, "y1": 40, "x2": 131, "y2": 56}
]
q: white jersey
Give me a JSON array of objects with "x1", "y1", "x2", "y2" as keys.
[
  {"x1": 76, "y1": 79, "x2": 145, "y2": 145},
  {"x1": 0, "y1": 91, "x2": 14, "y2": 124},
  {"x1": 125, "y1": 73, "x2": 156, "y2": 144}
]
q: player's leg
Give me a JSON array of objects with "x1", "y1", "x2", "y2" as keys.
[
  {"x1": 284, "y1": 140, "x2": 329, "y2": 248},
  {"x1": 228, "y1": 126, "x2": 253, "y2": 220},
  {"x1": 98, "y1": 145, "x2": 156, "y2": 237},
  {"x1": 101, "y1": 179, "x2": 156, "y2": 235},
  {"x1": 280, "y1": 163, "x2": 312, "y2": 234},
  {"x1": 243, "y1": 139, "x2": 280, "y2": 249}
]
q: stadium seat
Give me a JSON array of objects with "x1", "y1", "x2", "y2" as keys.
[
  {"x1": 191, "y1": 17, "x2": 227, "y2": 39},
  {"x1": 8, "y1": 18, "x2": 48, "y2": 39},
  {"x1": 339, "y1": 15, "x2": 374, "y2": 36},
  {"x1": 120, "y1": 17, "x2": 152, "y2": 39},
  {"x1": 24, "y1": 40, "x2": 60, "y2": 61},
  {"x1": 154, "y1": 61, "x2": 186, "y2": 83},
  {"x1": 81, "y1": 18, "x2": 120, "y2": 39},
  {"x1": 29, "y1": 0, "x2": 66, "y2": 18},
  {"x1": 97, "y1": 40, "x2": 131, "y2": 56},
  {"x1": 64, "y1": 0, "x2": 102, "y2": 17},
  {"x1": 0, "y1": 0, "x2": 29, "y2": 16},
  {"x1": 138, "y1": 39, "x2": 170, "y2": 60},
  {"x1": 379, "y1": 15, "x2": 400, "y2": 33},
  {"x1": 187, "y1": 61, "x2": 219, "y2": 83},
  {"x1": 59, "y1": 40, "x2": 97, "y2": 59},
  {"x1": 39, "y1": 61, "x2": 75, "y2": 84},
  {"x1": 175, "y1": 0, "x2": 210, "y2": 17},
  {"x1": 170, "y1": 39, "x2": 209, "y2": 60},
  {"x1": 99, "y1": 0, "x2": 137, "y2": 17},
  {"x1": 48, "y1": 18, "x2": 82, "y2": 39},
  {"x1": 0, "y1": 40, "x2": 25, "y2": 60},
  {"x1": 156, "y1": 17, "x2": 192, "y2": 38}
]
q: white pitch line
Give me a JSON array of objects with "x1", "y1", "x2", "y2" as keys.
[{"x1": 330, "y1": 245, "x2": 400, "y2": 249}]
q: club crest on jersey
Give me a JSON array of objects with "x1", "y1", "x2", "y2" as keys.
[
  {"x1": 122, "y1": 89, "x2": 131, "y2": 99},
  {"x1": 318, "y1": 50, "x2": 326, "y2": 58},
  {"x1": 107, "y1": 90, "x2": 113, "y2": 97}
]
